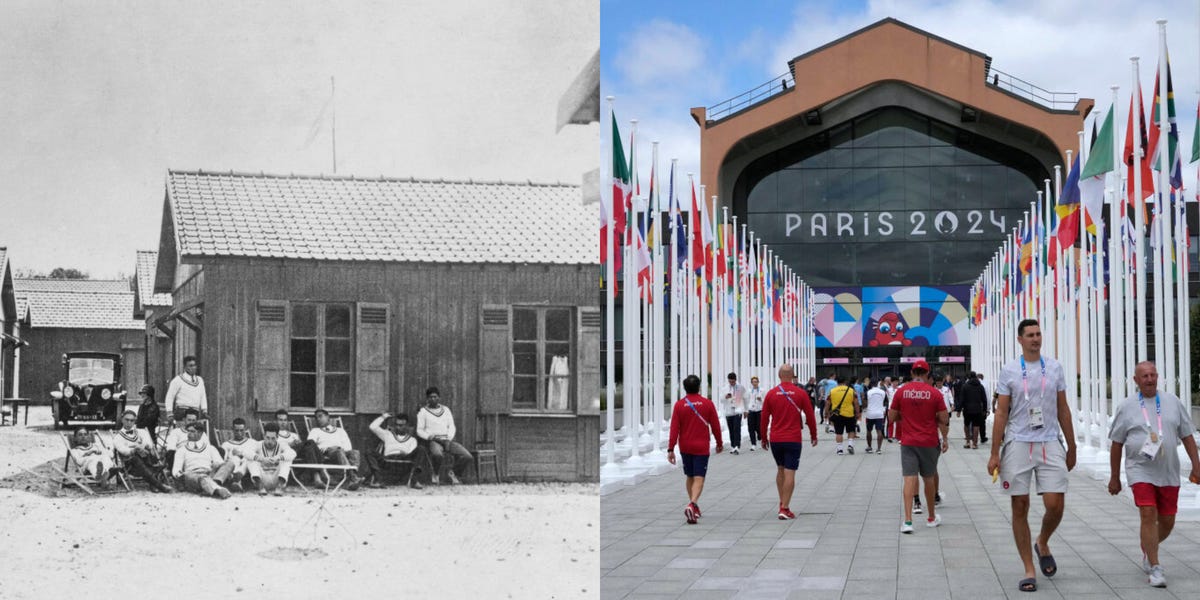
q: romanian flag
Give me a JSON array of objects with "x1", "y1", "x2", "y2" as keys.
[
  {"x1": 1019, "y1": 222, "x2": 1033, "y2": 275},
  {"x1": 1055, "y1": 155, "x2": 1081, "y2": 250}
]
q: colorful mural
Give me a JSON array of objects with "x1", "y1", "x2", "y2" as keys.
[{"x1": 813, "y1": 286, "x2": 970, "y2": 348}]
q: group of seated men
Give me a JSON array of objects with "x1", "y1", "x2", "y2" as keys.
[{"x1": 67, "y1": 387, "x2": 474, "y2": 500}]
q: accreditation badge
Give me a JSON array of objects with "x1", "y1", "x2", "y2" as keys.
[{"x1": 1028, "y1": 406, "x2": 1044, "y2": 430}]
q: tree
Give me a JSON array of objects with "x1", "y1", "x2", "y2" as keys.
[{"x1": 47, "y1": 268, "x2": 88, "y2": 279}]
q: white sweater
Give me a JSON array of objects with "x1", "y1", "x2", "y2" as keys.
[
  {"x1": 112, "y1": 428, "x2": 153, "y2": 457},
  {"x1": 369, "y1": 415, "x2": 417, "y2": 456},
  {"x1": 172, "y1": 441, "x2": 223, "y2": 478},
  {"x1": 417, "y1": 405, "x2": 456, "y2": 441},
  {"x1": 308, "y1": 425, "x2": 353, "y2": 452},
  {"x1": 164, "y1": 374, "x2": 207, "y2": 413}
]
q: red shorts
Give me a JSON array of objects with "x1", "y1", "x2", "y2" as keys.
[{"x1": 1130, "y1": 483, "x2": 1180, "y2": 516}]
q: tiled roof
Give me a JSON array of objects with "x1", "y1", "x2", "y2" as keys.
[
  {"x1": 135, "y1": 251, "x2": 172, "y2": 307},
  {"x1": 167, "y1": 170, "x2": 596, "y2": 265},
  {"x1": 14, "y1": 279, "x2": 144, "y2": 330}
]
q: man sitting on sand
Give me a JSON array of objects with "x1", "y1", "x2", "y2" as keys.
[
  {"x1": 163, "y1": 408, "x2": 202, "y2": 472},
  {"x1": 219, "y1": 417, "x2": 260, "y2": 492},
  {"x1": 361, "y1": 412, "x2": 431, "y2": 489},
  {"x1": 171, "y1": 421, "x2": 232, "y2": 499},
  {"x1": 68, "y1": 428, "x2": 116, "y2": 490},
  {"x1": 250, "y1": 423, "x2": 296, "y2": 496}
]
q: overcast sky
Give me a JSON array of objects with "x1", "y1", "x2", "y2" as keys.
[
  {"x1": 601, "y1": 0, "x2": 1199, "y2": 201},
  {"x1": 0, "y1": 0, "x2": 598, "y2": 279}
]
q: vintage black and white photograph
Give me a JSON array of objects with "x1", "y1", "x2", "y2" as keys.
[{"x1": 0, "y1": 1, "x2": 599, "y2": 598}]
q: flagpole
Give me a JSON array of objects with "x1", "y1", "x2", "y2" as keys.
[
  {"x1": 650, "y1": 143, "x2": 666, "y2": 458},
  {"x1": 1154, "y1": 21, "x2": 1170, "y2": 391},
  {"x1": 623, "y1": 119, "x2": 643, "y2": 465},
  {"x1": 602, "y1": 98, "x2": 618, "y2": 474},
  {"x1": 1109, "y1": 84, "x2": 1124, "y2": 418}
]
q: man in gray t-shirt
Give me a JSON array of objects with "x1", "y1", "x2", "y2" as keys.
[{"x1": 1107, "y1": 361, "x2": 1200, "y2": 588}]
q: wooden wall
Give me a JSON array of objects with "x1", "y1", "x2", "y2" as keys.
[{"x1": 178, "y1": 258, "x2": 599, "y2": 481}]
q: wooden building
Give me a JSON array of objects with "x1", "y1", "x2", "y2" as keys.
[
  {"x1": 133, "y1": 250, "x2": 174, "y2": 396},
  {"x1": 12, "y1": 278, "x2": 145, "y2": 401},
  {"x1": 151, "y1": 170, "x2": 599, "y2": 482},
  {"x1": 1, "y1": 248, "x2": 25, "y2": 401}
]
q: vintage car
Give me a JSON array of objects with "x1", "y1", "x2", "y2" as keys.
[{"x1": 50, "y1": 352, "x2": 128, "y2": 429}]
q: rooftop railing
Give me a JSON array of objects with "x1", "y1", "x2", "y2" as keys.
[
  {"x1": 986, "y1": 67, "x2": 1077, "y2": 110},
  {"x1": 705, "y1": 71, "x2": 795, "y2": 123}
]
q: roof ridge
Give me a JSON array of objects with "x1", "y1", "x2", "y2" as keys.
[{"x1": 167, "y1": 168, "x2": 578, "y2": 189}]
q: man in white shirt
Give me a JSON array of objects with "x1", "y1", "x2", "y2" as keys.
[
  {"x1": 164, "y1": 355, "x2": 207, "y2": 421},
  {"x1": 163, "y1": 408, "x2": 202, "y2": 474},
  {"x1": 171, "y1": 421, "x2": 232, "y2": 499},
  {"x1": 219, "y1": 418, "x2": 260, "y2": 493},
  {"x1": 361, "y1": 412, "x2": 431, "y2": 489},
  {"x1": 68, "y1": 428, "x2": 116, "y2": 490},
  {"x1": 417, "y1": 387, "x2": 472, "y2": 485},
  {"x1": 272, "y1": 409, "x2": 303, "y2": 450},
  {"x1": 250, "y1": 423, "x2": 296, "y2": 496},
  {"x1": 305, "y1": 409, "x2": 362, "y2": 491},
  {"x1": 745, "y1": 376, "x2": 765, "y2": 450},
  {"x1": 987, "y1": 318, "x2": 1076, "y2": 593},
  {"x1": 112, "y1": 410, "x2": 171, "y2": 493},
  {"x1": 721, "y1": 373, "x2": 747, "y2": 455},
  {"x1": 863, "y1": 380, "x2": 888, "y2": 454}
]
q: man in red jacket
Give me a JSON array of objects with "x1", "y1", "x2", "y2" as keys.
[
  {"x1": 760, "y1": 364, "x2": 818, "y2": 520},
  {"x1": 668, "y1": 374, "x2": 724, "y2": 524}
]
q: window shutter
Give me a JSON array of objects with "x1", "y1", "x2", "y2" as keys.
[
  {"x1": 254, "y1": 300, "x2": 289, "y2": 412},
  {"x1": 479, "y1": 305, "x2": 512, "y2": 414},
  {"x1": 577, "y1": 306, "x2": 601, "y2": 415},
  {"x1": 355, "y1": 302, "x2": 390, "y2": 413}
]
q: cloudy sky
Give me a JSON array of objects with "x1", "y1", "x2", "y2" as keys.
[
  {"x1": 601, "y1": 0, "x2": 1199, "y2": 199},
  {"x1": 1, "y1": 0, "x2": 598, "y2": 279}
]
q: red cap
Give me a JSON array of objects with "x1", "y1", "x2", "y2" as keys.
[{"x1": 911, "y1": 359, "x2": 930, "y2": 373}]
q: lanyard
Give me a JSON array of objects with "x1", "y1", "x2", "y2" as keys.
[
  {"x1": 683, "y1": 397, "x2": 705, "y2": 420},
  {"x1": 777, "y1": 385, "x2": 804, "y2": 415},
  {"x1": 1019, "y1": 356, "x2": 1046, "y2": 405},
  {"x1": 1138, "y1": 393, "x2": 1162, "y2": 437}
]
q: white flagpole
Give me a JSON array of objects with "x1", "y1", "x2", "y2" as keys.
[
  {"x1": 686, "y1": 174, "x2": 697, "y2": 389},
  {"x1": 700, "y1": 185, "x2": 710, "y2": 398},
  {"x1": 623, "y1": 119, "x2": 642, "y2": 464},
  {"x1": 669, "y1": 159, "x2": 680, "y2": 408},
  {"x1": 1108, "y1": 85, "x2": 1125, "y2": 417},
  {"x1": 1131, "y1": 58, "x2": 1150, "y2": 363},
  {"x1": 602, "y1": 97, "x2": 618, "y2": 473},
  {"x1": 1156, "y1": 20, "x2": 1177, "y2": 397},
  {"x1": 650, "y1": 142, "x2": 666, "y2": 457}
]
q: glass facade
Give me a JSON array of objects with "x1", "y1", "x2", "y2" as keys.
[{"x1": 737, "y1": 107, "x2": 1050, "y2": 287}]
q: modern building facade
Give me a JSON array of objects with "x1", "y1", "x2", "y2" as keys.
[{"x1": 692, "y1": 18, "x2": 1095, "y2": 377}]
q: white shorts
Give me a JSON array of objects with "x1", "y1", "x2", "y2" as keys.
[{"x1": 999, "y1": 440, "x2": 1068, "y2": 496}]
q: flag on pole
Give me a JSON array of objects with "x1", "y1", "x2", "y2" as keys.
[
  {"x1": 1148, "y1": 61, "x2": 1183, "y2": 189},
  {"x1": 690, "y1": 183, "x2": 713, "y2": 279},
  {"x1": 1080, "y1": 105, "x2": 1115, "y2": 236},
  {"x1": 604, "y1": 112, "x2": 629, "y2": 274},
  {"x1": 669, "y1": 165, "x2": 687, "y2": 269},
  {"x1": 1125, "y1": 87, "x2": 1154, "y2": 223},
  {"x1": 1019, "y1": 222, "x2": 1033, "y2": 275},
  {"x1": 1056, "y1": 155, "x2": 1081, "y2": 249}
]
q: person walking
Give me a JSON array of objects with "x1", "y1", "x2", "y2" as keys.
[
  {"x1": 746, "y1": 376, "x2": 765, "y2": 451},
  {"x1": 667, "y1": 375, "x2": 723, "y2": 525},
  {"x1": 888, "y1": 360, "x2": 948, "y2": 533},
  {"x1": 960, "y1": 372, "x2": 989, "y2": 449},
  {"x1": 824, "y1": 376, "x2": 859, "y2": 454},
  {"x1": 986, "y1": 318, "x2": 1076, "y2": 593},
  {"x1": 721, "y1": 373, "x2": 747, "y2": 455},
  {"x1": 863, "y1": 379, "x2": 887, "y2": 454},
  {"x1": 759, "y1": 364, "x2": 817, "y2": 520},
  {"x1": 1107, "y1": 361, "x2": 1200, "y2": 588}
]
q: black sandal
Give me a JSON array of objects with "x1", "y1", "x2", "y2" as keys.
[
  {"x1": 1018, "y1": 577, "x2": 1037, "y2": 592},
  {"x1": 1034, "y1": 542, "x2": 1057, "y2": 577}
]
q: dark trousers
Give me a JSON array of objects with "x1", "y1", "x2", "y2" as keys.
[
  {"x1": 747, "y1": 411, "x2": 762, "y2": 445},
  {"x1": 361, "y1": 446, "x2": 433, "y2": 485},
  {"x1": 725, "y1": 414, "x2": 742, "y2": 448},
  {"x1": 123, "y1": 452, "x2": 167, "y2": 491}
]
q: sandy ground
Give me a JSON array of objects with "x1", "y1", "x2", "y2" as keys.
[{"x1": 0, "y1": 407, "x2": 598, "y2": 600}]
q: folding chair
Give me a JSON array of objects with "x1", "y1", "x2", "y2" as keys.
[
  {"x1": 258, "y1": 419, "x2": 300, "y2": 439},
  {"x1": 374, "y1": 441, "x2": 416, "y2": 487},
  {"x1": 301, "y1": 414, "x2": 344, "y2": 434},
  {"x1": 298, "y1": 415, "x2": 351, "y2": 488},
  {"x1": 473, "y1": 414, "x2": 502, "y2": 483},
  {"x1": 111, "y1": 434, "x2": 169, "y2": 492},
  {"x1": 56, "y1": 431, "x2": 121, "y2": 494}
]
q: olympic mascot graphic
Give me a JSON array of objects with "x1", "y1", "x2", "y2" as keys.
[{"x1": 867, "y1": 311, "x2": 912, "y2": 347}]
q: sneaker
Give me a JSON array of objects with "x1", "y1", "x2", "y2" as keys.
[
  {"x1": 836, "y1": 449, "x2": 844, "y2": 455},
  {"x1": 449, "y1": 472, "x2": 462, "y2": 485},
  {"x1": 865, "y1": 447, "x2": 873, "y2": 454},
  {"x1": 410, "y1": 481, "x2": 424, "y2": 490},
  {"x1": 887, "y1": 437, "x2": 894, "y2": 443},
  {"x1": 257, "y1": 487, "x2": 267, "y2": 496},
  {"x1": 229, "y1": 480, "x2": 243, "y2": 493},
  {"x1": 847, "y1": 445, "x2": 854, "y2": 455},
  {"x1": 913, "y1": 502, "x2": 923, "y2": 515},
  {"x1": 731, "y1": 448, "x2": 740, "y2": 455},
  {"x1": 273, "y1": 488, "x2": 284, "y2": 497},
  {"x1": 926, "y1": 514, "x2": 942, "y2": 528},
  {"x1": 778, "y1": 507, "x2": 795, "y2": 520},
  {"x1": 749, "y1": 446, "x2": 755, "y2": 452},
  {"x1": 214, "y1": 487, "x2": 232, "y2": 500},
  {"x1": 685, "y1": 503, "x2": 698, "y2": 525},
  {"x1": 1148, "y1": 565, "x2": 1166, "y2": 587},
  {"x1": 693, "y1": 503, "x2": 702, "y2": 518},
  {"x1": 1142, "y1": 552, "x2": 1151, "y2": 574},
  {"x1": 431, "y1": 474, "x2": 440, "y2": 486},
  {"x1": 900, "y1": 521, "x2": 914, "y2": 534},
  {"x1": 935, "y1": 493, "x2": 943, "y2": 506}
]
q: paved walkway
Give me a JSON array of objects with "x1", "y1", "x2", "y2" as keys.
[{"x1": 601, "y1": 425, "x2": 1200, "y2": 600}]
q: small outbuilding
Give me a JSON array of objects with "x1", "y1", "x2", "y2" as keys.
[{"x1": 151, "y1": 170, "x2": 599, "y2": 482}]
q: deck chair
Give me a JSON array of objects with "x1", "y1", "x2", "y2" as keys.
[
  {"x1": 301, "y1": 414, "x2": 344, "y2": 434},
  {"x1": 473, "y1": 414, "x2": 502, "y2": 483},
  {"x1": 57, "y1": 431, "x2": 122, "y2": 494},
  {"x1": 111, "y1": 434, "x2": 169, "y2": 492},
  {"x1": 373, "y1": 440, "x2": 416, "y2": 487},
  {"x1": 296, "y1": 415, "x2": 351, "y2": 487},
  {"x1": 258, "y1": 419, "x2": 300, "y2": 439}
]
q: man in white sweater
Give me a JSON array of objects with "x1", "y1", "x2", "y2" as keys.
[
  {"x1": 164, "y1": 355, "x2": 207, "y2": 421},
  {"x1": 112, "y1": 410, "x2": 171, "y2": 493},
  {"x1": 361, "y1": 412, "x2": 432, "y2": 489},
  {"x1": 68, "y1": 428, "x2": 116, "y2": 490},
  {"x1": 219, "y1": 418, "x2": 260, "y2": 492},
  {"x1": 306, "y1": 409, "x2": 362, "y2": 491},
  {"x1": 417, "y1": 387, "x2": 473, "y2": 485},
  {"x1": 251, "y1": 423, "x2": 296, "y2": 496},
  {"x1": 171, "y1": 421, "x2": 232, "y2": 499},
  {"x1": 163, "y1": 409, "x2": 203, "y2": 472}
]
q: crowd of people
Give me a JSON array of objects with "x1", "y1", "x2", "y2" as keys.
[
  {"x1": 665, "y1": 318, "x2": 1200, "y2": 591},
  {"x1": 65, "y1": 360, "x2": 474, "y2": 499}
]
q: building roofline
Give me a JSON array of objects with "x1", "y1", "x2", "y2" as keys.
[
  {"x1": 788, "y1": 17, "x2": 988, "y2": 68},
  {"x1": 167, "y1": 169, "x2": 580, "y2": 189}
]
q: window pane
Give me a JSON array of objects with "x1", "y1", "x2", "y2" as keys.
[
  {"x1": 513, "y1": 308, "x2": 537, "y2": 341},
  {"x1": 291, "y1": 339, "x2": 316, "y2": 372},
  {"x1": 290, "y1": 374, "x2": 315, "y2": 407},
  {"x1": 325, "y1": 339, "x2": 351, "y2": 372},
  {"x1": 545, "y1": 343, "x2": 571, "y2": 374},
  {"x1": 324, "y1": 374, "x2": 351, "y2": 408},
  {"x1": 513, "y1": 376, "x2": 537, "y2": 409},
  {"x1": 514, "y1": 342, "x2": 538, "y2": 376},
  {"x1": 292, "y1": 304, "x2": 316, "y2": 337},
  {"x1": 326, "y1": 304, "x2": 351, "y2": 337},
  {"x1": 545, "y1": 309, "x2": 571, "y2": 341}
]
